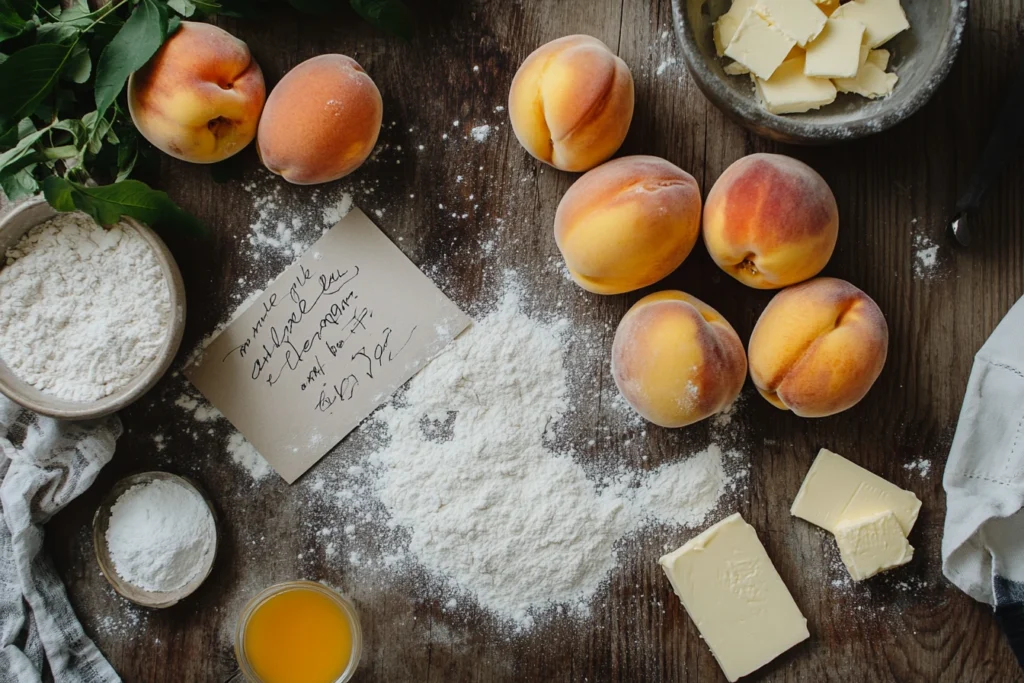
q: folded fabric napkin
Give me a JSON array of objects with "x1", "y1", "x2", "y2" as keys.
[
  {"x1": 943, "y1": 297, "x2": 1024, "y2": 668},
  {"x1": 0, "y1": 395, "x2": 121, "y2": 683}
]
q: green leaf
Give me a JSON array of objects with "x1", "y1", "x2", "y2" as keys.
[
  {"x1": 0, "y1": 119, "x2": 50, "y2": 173},
  {"x1": 115, "y1": 135, "x2": 137, "y2": 181},
  {"x1": 166, "y1": 0, "x2": 195, "y2": 17},
  {"x1": 81, "y1": 109, "x2": 111, "y2": 155},
  {"x1": 0, "y1": 165, "x2": 38, "y2": 200},
  {"x1": 36, "y1": 21, "x2": 81, "y2": 44},
  {"x1": 94, "y1": 0, "x2": 167, "y2": 118},
  {"x1": 349, "y1": 0, "x2": 412, "y2": 40},
  {"x1": 5, "y1": 0, "x2": 35, "y2": 21},
  {"x1": 65, "y1": 42, "x2": 91, "y2": 83},
  {"x1": 189, "y1": 0, "x2": 221, "y2": 15},
  {"x1": 58, "y1": 1, "x2": 111, "y2": 29},
  {"x1": 0, "y1": 8, "x2": 29, "y2": 43},
  {"x1": 167, "y1": 13, "x2": 179, "y2": 35},
  {"x1": 42, "y1": 177, "x2": 207, "y2": 236},
  {"x1": 0, "y1": 42, "x2": 76, "y2": 140}
]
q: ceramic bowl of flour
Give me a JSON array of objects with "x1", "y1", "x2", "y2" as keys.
[
  {"x1": 93, "y1": 472, "x2": 219, "y2": 609},
  {"x1": 0, "y1": 198, "x2": 186, "y2": 420}
]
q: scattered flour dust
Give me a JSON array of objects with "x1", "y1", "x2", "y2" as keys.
[
  {"x1": 904, "y1": 458, "x2": 932, "y2": 478},
  {"x1": 470, "y1": 124, "x2": 492, "y2": 142},
  {"x1": 227, "y1": 432, "x2": 273, "y2": 481},
  {"x1": 913, "y1": 231, "x2": 940, "y2": 279},
  {"x1": 362, "y1": 282, "x2": 737, "y2": 629},
  {"x1": 321, "y1": 193, "x2": 354, "y2": 226}
]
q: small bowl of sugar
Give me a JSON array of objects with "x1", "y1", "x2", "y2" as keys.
[
  {"x1": 0, "y1": 197, "x2": 186, "y2": 420},
  {"x1": 93, "y1": 472, "x2": 219, "y2": 609}
]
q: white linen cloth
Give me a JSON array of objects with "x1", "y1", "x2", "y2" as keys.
[
  {"x1": 943, "y1": 297, "x2": 1024, "y2": 666},
  {"x1": 0, "y1": 395, "x2": 121, "y2": 683}
]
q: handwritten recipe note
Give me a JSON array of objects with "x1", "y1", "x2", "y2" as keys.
[{"x1": 186, "y1": 208, "x2": 471, "y2": 483}]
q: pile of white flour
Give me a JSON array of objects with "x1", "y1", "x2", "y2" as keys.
[
  {"x1": 106, "y1": 479, "x2": 216, "y2": 593},
  {"x1": 0, "y1": 211, "x2": 171, "y2": 401},
  {"x1": 362, "y1": 284, "x2": 737, "y2": 628}
]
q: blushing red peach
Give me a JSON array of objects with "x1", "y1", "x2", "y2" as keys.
[
  {"x1": 128, "y1": 22, "x2": 265, "y2": 164},
  {"x1": 508, "y1": 35, "x2": 634, "y2": 172},
  {"x1": 257, "y1": 54, "x2": 382, "y2": 185},
  {"x1": 703, "y1": 153, "x2": 839, "y2": 289},
  {"x1": 748, "y1": 277, "x2": 888, "y2": 417},
  {"x1": 555, "y1": 156, "x2": 702, "y2": 294},
  {"x1": 612, "y1": 291, "x2": 747, "y2": 428}
]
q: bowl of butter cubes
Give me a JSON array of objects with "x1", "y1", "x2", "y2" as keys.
[{"x1": 672, "y1": 0, "x2": 968, "y2": 143}]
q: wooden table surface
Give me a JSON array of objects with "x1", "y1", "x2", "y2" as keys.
[{"x1": 39, "y1": 1, "x2": 1024, "y2": 681}]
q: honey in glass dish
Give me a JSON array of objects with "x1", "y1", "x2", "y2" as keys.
[{"x1": 236, "y1": 581, "x2": 361, "y2": 683}]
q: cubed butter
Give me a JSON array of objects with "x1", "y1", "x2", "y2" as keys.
[
  {"x1": 804, "y1": 18, "x2": 865, "y2": 78},
  {"x1": 831, "y1": 0, "x2": 909, "y2": 48},
  {"x1": 724, "y1": 60, "x2": 751, "y2": 75},
  {"x1": 791, "y1": 449, "x2": 921, "y2": 534},
  {"x1": 754, "y1": 57, "x2": 837, "y2": 114},
  {"x1": 867, "y1": 47, "x2": 890, "y2": 69},
  {"x1": 715, "y1": 0, "x2": 760, "y2": 55},
  {"x1": 834, "y1": 60, "x2": 898, "y2": 98},
  {"x1": 724, "y1": 9, "x2": 797, "y2": 80},
  {"x1": 756, "y1": 0, "x2": 828, "y2": 46},
  {"x1": 834, "y1": 510, "x2": 914, "y2": 581},
  {"x1": 659, "y1": 512, "x2": 810, "y2": 682}
]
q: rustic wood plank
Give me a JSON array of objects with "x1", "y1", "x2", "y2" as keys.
[{"x1": 34, "y1": 0, "x2": 1024, "y2": 681}]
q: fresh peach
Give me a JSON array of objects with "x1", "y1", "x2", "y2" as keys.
[
  {"x1": 703, "y1": 153, "x2": 838, "y2": 289},
  {"x1": 257, "y1": 54, "x2": 382, "y2": 185},
  {"x1": 508, "y1": 35, "x2": 634, "y2": 172},
  {"x1": 747, "y1": 277, "x2": 888, "y2": 417},
  {"x1": 128, "y1": 22, "x2": 265, "y2": 164},
  {"x1": 555, "y1": 156, "x2": 702, "y2": 294},
  {"x1": 612, "y1": 291, "x2": 747, "y2": 428}
]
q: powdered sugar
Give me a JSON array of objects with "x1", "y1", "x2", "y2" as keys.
[
  {"x1": 0, "y1": 211, "x2": 171, "y2": 401},
  {"x1": 105, "y1": 479, "x2": 216, "y2": 592}
]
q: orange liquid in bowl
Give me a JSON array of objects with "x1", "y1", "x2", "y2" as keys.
[{"x1": 242, "y1": 586, "x2": 354, "y2": 683}]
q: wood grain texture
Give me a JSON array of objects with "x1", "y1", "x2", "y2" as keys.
[{"x1": 36, "y1": 0, "x2": 1024, "y2": 681}]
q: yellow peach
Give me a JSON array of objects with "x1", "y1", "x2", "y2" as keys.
[
  {"x1": 612, "y1": 291, "x2": 747, "y2": 428},
  {"x1": 703, "y1": 153, "x2": 838, "y2": 289},
  {"x1": 128, "y1": 22, "x2": 265, "y2": 164},
  {"x1": 555, "y1": 156, "x2": 702, "y2": 294},
  {"x1": 748, "y1": 277, "x2": 888, "y2": 417},
  {"x1": 257, "y1": 54, "x2": 383, "y2": 185},
  {"x1": 508, "y1": 35, "x2": 634, "y2": 172}
]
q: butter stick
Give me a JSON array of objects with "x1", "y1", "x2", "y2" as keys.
[{"x1": 659, "y1": 513, "x2": 809, "y2": 682}]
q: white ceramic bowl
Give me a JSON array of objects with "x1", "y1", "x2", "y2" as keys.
[{"x1": 0, "y1": 198, "x2": 186, "y2": 420}]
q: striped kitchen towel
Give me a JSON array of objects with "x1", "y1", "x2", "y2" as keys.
[
  {"x1": 0, "y1": 395, "x2": 121, "y2": 683},
  {"x1": 943, "y1": 296, "x2": 1024, "y2": 669}
]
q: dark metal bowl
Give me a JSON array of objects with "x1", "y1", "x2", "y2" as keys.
[{"x1": 671, "y1": 0, "x2": 968, "y2": 144}]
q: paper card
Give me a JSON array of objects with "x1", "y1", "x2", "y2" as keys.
[{"x1": 185, "y1": 208, "x2": 471, "y2": 483}]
